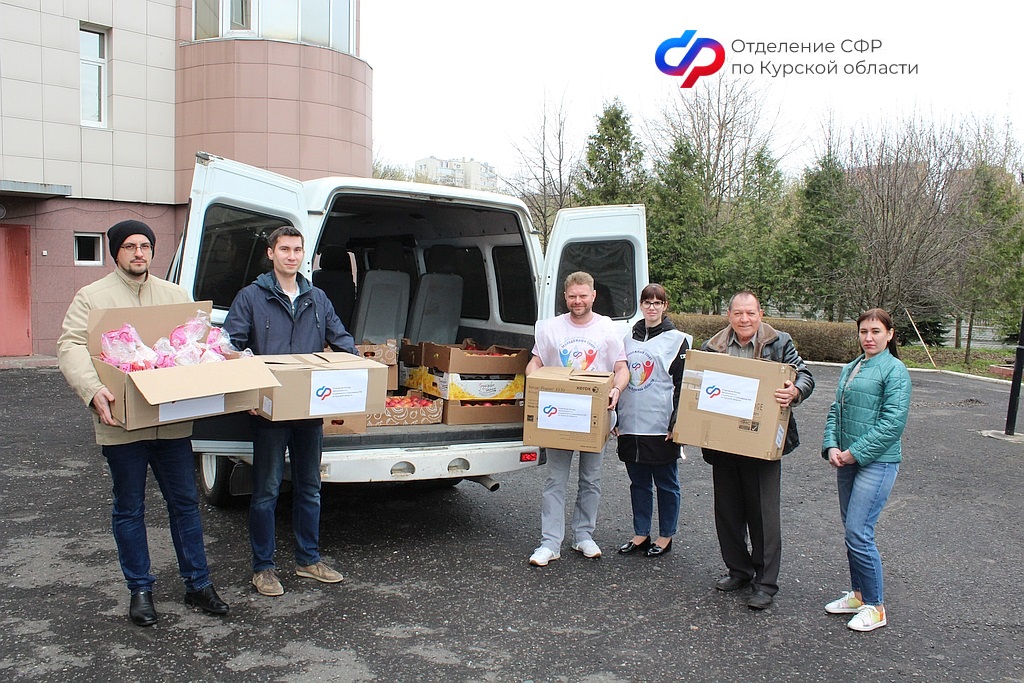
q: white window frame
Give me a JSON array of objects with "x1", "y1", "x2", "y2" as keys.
[
  {"x1": 80, "y1": 27, "x2": 107, "y2": 128},
  {"x1": 74, "y1": 233, "x2": 105, "y2": 266},
  {"x1": 193, "y1": 1, "x2": 356, "y2": 54}
]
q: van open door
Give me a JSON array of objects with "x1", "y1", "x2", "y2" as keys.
[
  {"x1": 176, "y1": 152, "x2": 309, "y2": 323},
  {"x1": 538, "y1": 204, "x2": 649, "y2": 325}
]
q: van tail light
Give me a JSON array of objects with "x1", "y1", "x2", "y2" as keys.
[{"x1": 520, "y1": 450, "x2": 539, "y2": 462}]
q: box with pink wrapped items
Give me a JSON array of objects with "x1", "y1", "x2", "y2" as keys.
[{"x1": 87, "y1": 301, "x2": 280, "y2": 430}]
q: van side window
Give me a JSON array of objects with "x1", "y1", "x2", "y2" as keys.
[
  {"x1": 554, "y1": 240, "x2": 637, "y2": 319},
  {"x1": 493, "y1": 245, "x2": 536, "y2": 325},
  {"x1": 194, "y1": 204, "x2": 291, "y2": 308},
  {"x1": 428, "y1": 245, "x2": 489, "y2": 320}
]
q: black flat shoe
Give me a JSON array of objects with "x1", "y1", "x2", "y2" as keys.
[
  {"x1": 184, "y1": 584, "x2": 229, "y2": 615},
  {"x1": 715, "y1": 575, "x2": 752, "y2": 592},
  {"x1": 129, "y1": 590, "x2": 157, "y2": 627},
  {"x1": 645, "y1": 539, "x2": 672, "y2": 557},
  {"x1": 617, "y1": 537, "x2": 651, "y2": 554},
  {"x1": 747, "y1": 590, "x2": 774, "y2": 610}
]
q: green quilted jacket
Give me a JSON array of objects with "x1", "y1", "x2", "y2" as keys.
[{"x1": 821, "y1": 349, "x2": 911, "y2": 465}]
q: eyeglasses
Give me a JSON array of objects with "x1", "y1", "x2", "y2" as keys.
[
  {"x1": 120, "y1": 243, "x2": 152, "y2": 253},
  {"x1": 640, "y1": 300, "x2": 665, "y2": 308}
]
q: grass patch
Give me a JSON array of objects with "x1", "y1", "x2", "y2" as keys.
[{"x1": 898, "y1": 346, "x2": 1017, "y2": 380}]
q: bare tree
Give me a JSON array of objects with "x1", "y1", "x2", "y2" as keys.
[
  {"x1": 502, "y1": 92, "x2": 580, "y2": 248},
  {"x1": 841, "y1": 116, "x2": 978, "y2": 324}
]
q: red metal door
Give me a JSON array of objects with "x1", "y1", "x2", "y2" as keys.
[{"x1": 0, "y1": 225, "x2": 32, "y2": 356}]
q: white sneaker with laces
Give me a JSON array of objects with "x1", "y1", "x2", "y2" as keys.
[
  {"x1": 847, "y1": 605, "x2": 887, "y2": 632},
  {"x1": 825, "y1": 591, "x2": 863, "y2": 614},
  {"x1": 571, "y1": 539, "x2": 602, "y2": 558},
  {"x1": 529, "y1": 547, "x2": 560, "y2": 566}
]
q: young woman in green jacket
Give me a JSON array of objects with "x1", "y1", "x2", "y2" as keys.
[{"x1": 822, "y1": 308, "x2": 911, "y2": 632}]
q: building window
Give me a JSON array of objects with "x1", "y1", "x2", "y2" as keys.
[
  {"x1": 74, "y1": 234, "x2": 104, "y2": 266},
  {"x1": 79, "y1": 29, "x2": 106, "y2": 126},
  {"x1": 193, "y1": 0, "x2": 354, "y2": 54}
]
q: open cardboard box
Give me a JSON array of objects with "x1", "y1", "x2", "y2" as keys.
[
  {"x1": 523, "y1": 366, "x2": 614, "y2": 452},
  {"x1": 87, "y1": 301, "x2": 280, "y2": 430},
  {"x1": 356, "y1": 339, "x2": 398, "y2": 391},
  {"x1": 442, "y1": 399, "x2": 524, "y2": 425},
  {"x1": 420, "y1": 341, "x2": 529, "y2": 375},
  {"x1": 368, "y1": 390, "x2": 443, "y2": 426},
  {"x1": 672, "y1": 350, "x2": 796, "y2": 461}
]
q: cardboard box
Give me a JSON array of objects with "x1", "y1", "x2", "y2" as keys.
[
  {"x1": 399, "y1": 339, "x2": 424, "y2": 367},
  {"x1": 257, "y1": 352, "x2": 388, "y2": 422},
  {"x1": 672, "y1": 350, "x2": 796, "y2": 461},
  {"x1": 87, "y1": 302, "x2": 280, "y2": 430},
  {"x1": 323, "y1": 415, "x2": 367, "y2": 435},
  {"x1": 420, "y1": 342, "x2": 529, "y2": 375},
  {"x1": 523, "y1": 367, "x2": 614, "y2": 452},
  {"x1": 356, "y1": 339, "x2": 398, "y2": 391},
  {"x1": 420, "y1": 369, "x2": 526, "y2": 401},
  {"x1": 368, "y1": 390, "x2": 443, "y2": 426},
  {"x1": 442, "y1": 399, "x2": 524, "y2": 425}
]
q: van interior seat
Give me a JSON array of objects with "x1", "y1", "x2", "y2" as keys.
[
  {"x1": 349, "y1": 239, "x2": 411, "y2": 344},
  {"x1": 405, "y1": 273, "x2": 464, "y2": 344},
  {"x1": 312, "y1": 245, "x2": 356, "y2": 329},
  {"x1": 405, "y1": 244, "x2": 464, "y2": 344}
]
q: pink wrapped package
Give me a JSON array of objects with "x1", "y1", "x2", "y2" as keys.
[
  {"x1": 99, "y1": 323, "x2": 159, "y2": 372},
  {"x1": 169, "y1": 310, "x2": 212, "y2": 350}
]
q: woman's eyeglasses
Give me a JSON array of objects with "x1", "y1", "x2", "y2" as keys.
[{"x1": 640, "y1": 300, "x2": 665, "y2": 309}]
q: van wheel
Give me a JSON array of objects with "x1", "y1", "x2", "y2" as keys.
[{"x1": 200, "y1": 454, "x2": 233, "y2": 507}]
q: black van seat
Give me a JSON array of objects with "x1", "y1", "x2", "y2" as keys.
[{"x1": 312, "y1": 246, "x2": 356, "y2": 329}]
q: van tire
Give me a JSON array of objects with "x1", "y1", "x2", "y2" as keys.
[{"x1": 199, "y1": 454, "x2": 234, "y2": 507}]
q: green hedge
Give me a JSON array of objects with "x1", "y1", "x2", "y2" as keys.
[{"x1": 667, "y1": 313, "x2": 860, "y2": 363}]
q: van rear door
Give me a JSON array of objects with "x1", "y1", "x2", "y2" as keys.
[
  {"x1": 539, "y1": 205, "x2": 649, "y2": 324},
  {"x1": 176, "y1": 153, "x2": 309, "y2": 322}
]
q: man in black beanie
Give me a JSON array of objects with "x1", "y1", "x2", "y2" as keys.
[{"x1": 56, "y1": 219, "x2": 229, "y2": 627}]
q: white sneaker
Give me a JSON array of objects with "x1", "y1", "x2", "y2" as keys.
[
  {"x1": 847, "y1": 605, "x2": 887, "y2": 632},
  {"x1": 571, "y1": 539, "x2": 602, "y2": 558},
  {"x1": 825, "y1": 591, "x2": 863, "y2": 614},
  {"x1": 528, "y1": 547, "x2": 560, "y2": 567}
]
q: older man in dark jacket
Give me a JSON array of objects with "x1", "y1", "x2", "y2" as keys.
[
  {"x1": 223, "y1": 226, "x2": 357, "y2": 598},
  {"x1": 700, "y1": 291, "x2": 814, "y2": 610}
]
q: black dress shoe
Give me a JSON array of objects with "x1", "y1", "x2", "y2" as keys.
[
  {"x1": 715, "y1": 574, "x2": 752, "y2": 592},
  {"x1": 184, "y1": 585, "x2": 229, "y2": 615},
  {"x1": 617, "y1": 537, "x2": 651, "y2": 554},
  {"x1": 645, "y1": 538, "x2": 672, "y2": 557},
  {"x1": 748, "y1": 590, "x2": 774, "y2": 610},
  {"x1": 129, "y1": 590, "x2": 157, "y2": 627}
]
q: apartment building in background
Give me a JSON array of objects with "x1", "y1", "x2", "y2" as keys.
[
  {"x1": 415, "y1": 156, "x2": 498, "y2": 192},
  {"x1": 0, "y1": 0, "x2": 372, "y2": 356}
]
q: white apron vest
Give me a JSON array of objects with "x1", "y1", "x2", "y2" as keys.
[{"x1": 617, "y1": 329, "x2": 689, "y2": 435}]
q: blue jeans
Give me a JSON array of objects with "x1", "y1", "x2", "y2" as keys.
[
  {"x1": 837, "y1": 461, "x2": 899, "y2": 605},
  {"x1": 102, "y1": 438, "x2": 211, "y2": 594},
  {"x1": 624, "y1": 461, "x2": 680, "y2": 538},
  {"x1": 250, "y1": 419, "x2": 324, "y2": 572}
]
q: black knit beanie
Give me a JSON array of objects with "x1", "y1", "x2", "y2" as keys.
[{"x1": 108, "y1": 220, "x2": 156, "y2": 259}]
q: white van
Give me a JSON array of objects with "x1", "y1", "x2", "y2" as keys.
[{"x1": 171, "y1": 152, "x2": 648, "y2": 505}]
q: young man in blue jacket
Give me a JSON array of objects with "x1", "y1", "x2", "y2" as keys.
[{"x1": 223, "y1": 226, "x2": 357, "y2": 597}]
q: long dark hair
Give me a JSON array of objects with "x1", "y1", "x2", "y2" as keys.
[{"x1": 857, "y1": 308, "x2": 900, "y2": 359}]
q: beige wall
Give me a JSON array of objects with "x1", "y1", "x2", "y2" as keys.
[{"x1": 0, "y1": 0, "x2": 178, "y2": 203}]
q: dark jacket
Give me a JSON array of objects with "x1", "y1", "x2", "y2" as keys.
[
  {"x1": 617, "y1": 317, "x2": 690, "y2": 466},
  {"x1": 223, "y1": 271, "x2": 357, "y2": 356},
  {"x1": 822, "y1": 349, "x2": 910, "y2": 465},
  {"x1": 701, "y1": 321, "x2": 814, "y2": 457}
]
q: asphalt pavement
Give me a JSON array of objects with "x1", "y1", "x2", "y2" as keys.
[{"x1": 0, "y1": 363, "x2": 1021, "y2": 682}]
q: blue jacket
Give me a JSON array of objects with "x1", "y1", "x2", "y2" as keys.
[
  {"x1": 822, "y1": 349, "x2": 911, "y2": 465},
  {"x1": 223, "y1": 272, "x2": 356, "y2": 356}
]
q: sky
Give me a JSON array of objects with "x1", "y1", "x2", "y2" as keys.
[{"x1": 359, "y1": 1, "x2": 1023, "y2": 180}]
